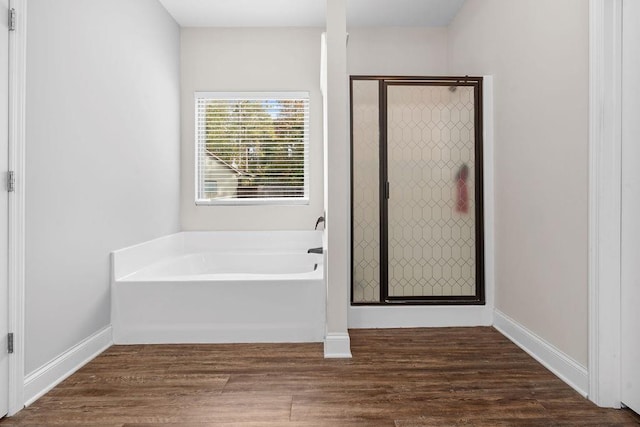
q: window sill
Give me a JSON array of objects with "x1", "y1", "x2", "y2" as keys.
[{"x1": 195, "y1": 198, "x2": 310, "y2": 207}]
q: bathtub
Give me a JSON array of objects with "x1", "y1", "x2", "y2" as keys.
[{"x1": 111, "y1": 231, "x2": 325, "y2": 344}]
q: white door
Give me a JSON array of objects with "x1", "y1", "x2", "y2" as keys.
[
  {"x1": 0, "y1": 0, "x2": 10, "y2": 418},
  {"x1": 621, "y1": 0, "x2": 640, "y2": 415}
]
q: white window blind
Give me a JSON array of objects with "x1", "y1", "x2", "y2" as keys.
[{"x1": 195, "y1": 92, "x2": 310, "y2": 205}]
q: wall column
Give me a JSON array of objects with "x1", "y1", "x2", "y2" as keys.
[
  {"x1": 588, "y1": 0, "x2": 623, "y2": 407},
  {"x1": 323, "y1": 0, "x2": 351, "y2": 358}
]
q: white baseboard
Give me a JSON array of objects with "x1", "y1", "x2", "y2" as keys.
[
  {"x1": 324, "y1": 332, "x2": 352, "y2": 358},
  {"x1": 349, "y1": 305, "x2": 493, "y2": 329},
  {"x1": 114, "y1": 323, "x2": 325, "y2": 344},
  {"x1": 493, "y1": 310, "x2": 588, "y2": 397},
  {"x1": 24, "y1": 326, "x2": 113, "y2": 406}
]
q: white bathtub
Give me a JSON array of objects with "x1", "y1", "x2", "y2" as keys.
[{"x1": 111, "y1": 231, "x2": 325, "y2": 344}]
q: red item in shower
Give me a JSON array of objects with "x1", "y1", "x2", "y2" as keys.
[{"x1": 455, "y1": 164, "x2": 469, "y2": 214}]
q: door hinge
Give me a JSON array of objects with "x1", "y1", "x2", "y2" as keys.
[
  {"x1": 8, "y1": 8, "x2": 16, "y2": 32},
  {"x1": 7, "y1": 333, "x2": 13, "y2": 354},
  {"x1": 7, "y1": 171, "x2": 15, "y2": 192}
]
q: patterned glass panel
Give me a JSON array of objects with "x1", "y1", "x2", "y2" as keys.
[
  {"x1": 387, "y1": 85, "x2": 476, "y2": 297},
  {"x1": 352, "y1": 80, "x2": 380, "y2": 303}
]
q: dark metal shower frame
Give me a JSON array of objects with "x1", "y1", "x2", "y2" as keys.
[{"x1": 350, "y1": 75, "x2": 485, "y2": 306}]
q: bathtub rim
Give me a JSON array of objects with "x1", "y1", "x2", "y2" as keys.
[
  {"x1": 111, "y1": 230, "x2": 324, "y2": 282},
  {"x1": 117, "y1": 250, "x2": 323, "y2": 282}
]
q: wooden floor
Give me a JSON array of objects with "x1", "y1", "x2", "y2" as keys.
[{"x1": 1, "y1": 328, "x2": 638, "y2": 426}]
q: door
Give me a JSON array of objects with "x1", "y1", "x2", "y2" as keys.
[
  {"x1": 0, "y1": 0, "x2": 9, "y2": 416},
  {"x1": 351, "y1": 77, "x2": 484, "y2": 305},
  {"x1": 384, "y1": 81, "x2": 483, "y2": 304},
  {"x1": 621, "y1": 0, "x2": 640, "y2": 415}
]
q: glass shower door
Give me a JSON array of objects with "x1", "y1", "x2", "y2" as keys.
[
  {"x1": 385, "y1": 83, "x2": 481, "y2": 301},
  {"x1": 351, "y1": 79, "x2": 381, "y2": 303},
  {"x1": 351, "y1": 76, "x2": 484, "y2": 305}
]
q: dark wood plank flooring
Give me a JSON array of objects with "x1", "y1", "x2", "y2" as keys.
[{"x1": 2, "y1": 327, "x2": 638, "y2": 426}]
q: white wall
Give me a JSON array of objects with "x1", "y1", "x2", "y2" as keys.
[
  {"x1": 25, "y1": 0, "x2": 181, "y2": 375},
  {"x1": 448, "y1": 0, "x2": 589, "y2": 366},
  {"x1": 180, "y1": 28, "x2": 324, "y2": 231},
  {"x1": 348, "y1": 27, "x2": 448, "y2": 75}
]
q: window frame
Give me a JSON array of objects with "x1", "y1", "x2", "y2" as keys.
[{"x1": 194, "y1": 91, "x2": 311, "y2": 206}]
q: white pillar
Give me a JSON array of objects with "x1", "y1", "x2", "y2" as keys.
[
  {"x1": 323, "y1": 0, "x2": 351, "y2": 358},
  {"x1": 588, "y1": 0, "x2": 622, "y2": 407}
]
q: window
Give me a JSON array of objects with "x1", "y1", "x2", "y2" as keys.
[
  {"x1": 203, "y1": 180, "x2": 218, "y2": 196},
  {"x1": 195, "y1": 92, "x2": 310, "y2": 205}
]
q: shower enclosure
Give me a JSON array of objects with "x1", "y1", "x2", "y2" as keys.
[{"x1": 351, "y1": 76, "x2": 484, "y2": 305}]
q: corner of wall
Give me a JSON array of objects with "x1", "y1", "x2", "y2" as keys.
[
  {"x1": 23, "y1": 327, "x2": 113, "y2": 407},
  {"x1": 494, "y1": 310, "x2": 588, "y2": 397}
]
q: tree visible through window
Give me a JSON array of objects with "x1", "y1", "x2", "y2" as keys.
[{"x1": 195, "y1": 92, "x2": 309, "y2": 204}]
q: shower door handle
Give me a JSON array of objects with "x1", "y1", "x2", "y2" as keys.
[{"x1": 385, "y1": 182, "x2": 390, "y2": 199}]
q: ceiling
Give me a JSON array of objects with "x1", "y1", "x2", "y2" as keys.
[{"x1": 158, "y1": 0, "x2": 466, "y2": 28}]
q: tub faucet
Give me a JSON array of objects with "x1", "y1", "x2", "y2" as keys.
[
  {"x1": 315, "y1": 216, "x2": 325, "y2": 230},
  {"x1": 307, "y1": 247, "x2": 323, "y2": 254}
]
